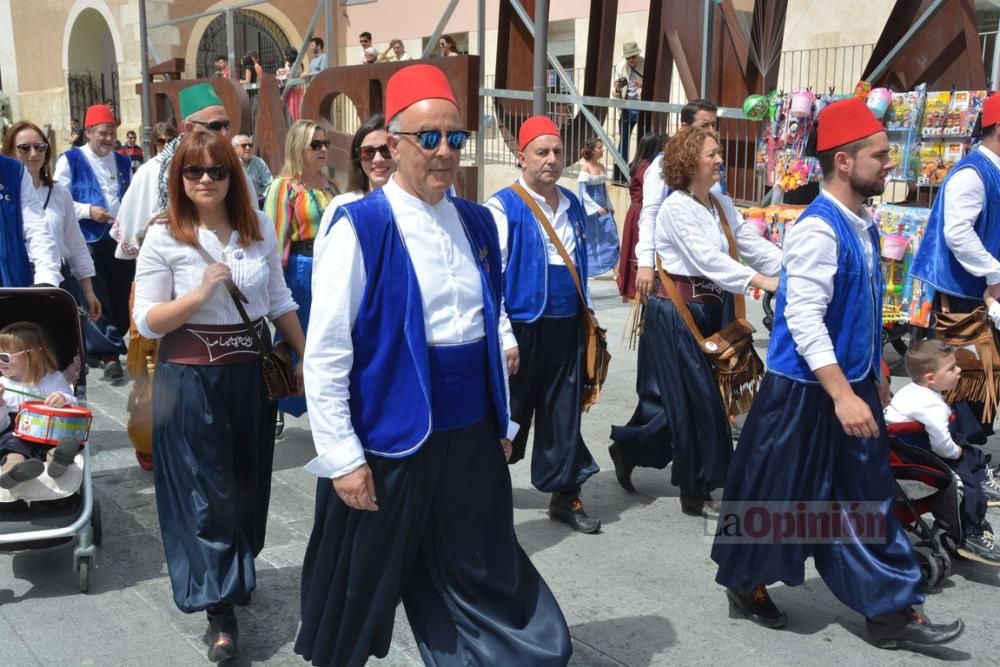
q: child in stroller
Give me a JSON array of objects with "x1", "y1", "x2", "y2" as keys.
[
  {"x1": 0, "y1": 322, "x2": 80, "y2": 488},
  {"x1": 884, "y1": 338, "x2": 1000, "y2": 565}
]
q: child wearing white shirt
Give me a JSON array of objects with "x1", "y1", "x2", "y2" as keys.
[{"x1": 885, "y1": 339, "x2": 1000, "y2": 565}]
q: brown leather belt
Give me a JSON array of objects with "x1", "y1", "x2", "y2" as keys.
[
  {"x1": 656, "y1": 275, "x2": 726, "y2": 305},
  {"x1": 290, "y1": 239, "x2": 314, "y2": 256},
  {"x1": 158, "y1": 320, "x2": 270, "y2": 365}
]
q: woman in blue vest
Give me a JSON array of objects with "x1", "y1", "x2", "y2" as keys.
[
  {"x1": 0, "y1": 153, "x2": 63, "y2": 289},
  {"x1": 609, "y1": 125, "x2": 781, "y2": 519},
  {"x1": 132, "y1": 129, "x2": 305, "y2": 663},
  {"x1": 712, "y1": 99, "x2": 963, "y2": 648}
]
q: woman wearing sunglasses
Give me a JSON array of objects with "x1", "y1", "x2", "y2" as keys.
[
  {"x1": 328, "y1": 114, "x2": 396, "y2": 209},
  {"x1": 263, "y1": 119, "x2": 339, "y2": 429},
  {"x1": 2, "y1": 121, "x2": 101, "y2": 321},
  {"x1": 132, "y1": 129, "x2": 305, "y2": 663}
]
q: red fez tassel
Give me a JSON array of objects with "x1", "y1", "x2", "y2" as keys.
[
  {"x1": 385, "y1": 64, "x2": 458, "y2": 121},
  {"x1": 816, "y1": 98, "x2": 884, "y2": 152},
  {"x1": 518, "y1": 116, "x2": 561, "y2": 151}
]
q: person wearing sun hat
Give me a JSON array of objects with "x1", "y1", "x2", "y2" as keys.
[
  {"x1": 711, "y1": 97, "x2": 964, "y2": 648},
  {"x1": 295, "y1": 64, "x2": 571, "y2": 667},
  {"x1": 484, "y1": 115, "x2": 603, "y2": 535},
  {"x1": 53, "y1": 103, "x2": 133, "y2": 379},
  {"x1": 614, "y1": 40, "x2": 644, "y2": 172}
]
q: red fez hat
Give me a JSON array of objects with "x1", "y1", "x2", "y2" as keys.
[
  {"x1": 518, "y1": 116, "x2": 561, "y2": 151},
  {"x1": 817, "y1": 98, "x2": 884, "y2": 152},
  {"x1": 385, "y1": 64, "x2": 458, "y2": 122},
  {"x1": 84, "y1": 104, "x2": 115, "y2": 129},
  {"x1": 982, "y1": 93, "x2": 1000, "y2": 129}
]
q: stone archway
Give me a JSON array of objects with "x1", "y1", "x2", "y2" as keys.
[
  {"x1": 65, "y1": 6, "x2": 120, "y2": 124},
  {"x1": 195, "y1": 9, "x2": 291, "y2": 79}
]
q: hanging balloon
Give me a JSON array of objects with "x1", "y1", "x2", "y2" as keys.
[
  {"x1": 867, "y1": 88, "x2": 893, "y2": 119},
  {"x1": 743, "y1": 94, "x2": 768, "y2": 120}
]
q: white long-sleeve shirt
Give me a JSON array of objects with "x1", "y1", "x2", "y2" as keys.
[
  {"x1": 782, "y1": 191, "x2": 876, "y2": 371},
  {"x1": 15, "y1": 168, "x2": 63, "y2": 287},
  {"x1": 112, "y1": 153, "x2": 166, "y2": 259},
  {"x1": 53, "y1": 144, "x2": 124, "y2": 220},
  {"x1": 485, "y1": 178, "x2": 579, "y2": 270},
  {"x1": 654, "y1": 190, "x2": 781, "y2": 293},
  {"x1": 132, "y1": 210, "x2": 297, "y2": 340},
  {"x1": 304, "y1": 176, "x2": 517, "y2": 479},
  {"x1": 1, "y1": 371, "x2": 77, "y2": 432},
  {"x1": 941, "y1": 145, "x2": 1000, "y2": 286},
  {"x1": 884, "y1": 382, "x2": 963, "y2": 460},
  {"x1": 37, "y1": 182, "x2": 95, "y2": 280}
]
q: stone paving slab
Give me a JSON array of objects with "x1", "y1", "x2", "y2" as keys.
[{"x1": 2, "y1": 279, "x2": 1000, "y2": 665}]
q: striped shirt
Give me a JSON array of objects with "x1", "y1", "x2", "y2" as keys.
[{"x1": 263, "y1": 175, "x2": 338, "y2": 265}]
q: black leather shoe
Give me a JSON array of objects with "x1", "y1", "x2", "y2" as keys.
[
  {"x1": 549, "y1": 493, "x2": 601, "y2": 534},
  {"x1": 726, "y1": 585, "x2": 787, "y2": 629},
  {"x1": 207, "y1": 605, "x2": 239, "y2": 663},
  {"x1": 608, "y1": 443, "x2": 635, "y2": 493},
  {"x1": 866, "y1": 608, "x2": 964, "y2": 649},
  {"x1": 680, "y1": 492, "x2": 720, "y2": 520}
]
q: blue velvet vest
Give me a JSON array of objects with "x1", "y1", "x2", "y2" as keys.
[
  {"x1": 0, "y1": 155, "x2": 33, "y2": 287},
  {"x1": 328, "y1": 189, "x2": 509, "y2": 457},
  {"x1": 492, "y1": 184, "x2": 589, "y2": 322},
  {"x1": 767, "y1": 194, "x2": 882, "y2": 384},
  {"x1": 64, "y1": 147, "x2": 132, "y2": 243},
  {"x1": 910, "y1": 150, "x2": 1000, "y2": 299}
]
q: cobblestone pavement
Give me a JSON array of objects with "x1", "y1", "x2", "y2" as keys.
[{"x1": 1, "y1": 278, "x2": 999, "y2": 665}]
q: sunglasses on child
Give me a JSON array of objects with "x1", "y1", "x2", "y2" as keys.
[
  {"x1": 0, "y1": 349, "x2": 33, "y2": 365},
  {"x1": 189, "y1": 119, "x2": 232, "y2": 132},
  {"x1": 394, "y1": 129, "x2": 471, "y2": 152},
  {"x1": 358, "y1": 144, "x2": 391, "y2": 162},
  {"x1": 15, "y1": 142, "x2": 48, "y2": 155},
  {"x1": 181, "y1": 164, "x2": 231, "y2": 181}
]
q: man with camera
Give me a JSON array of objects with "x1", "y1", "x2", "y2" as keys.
[{"x1": 614, "y1": 41, "x2": 644, "y2": 175}]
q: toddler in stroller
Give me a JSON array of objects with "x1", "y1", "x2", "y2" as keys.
[
  {"x1": 0, "y1": 322, "x2": 81, "y2": 488},
  {"x1": 884, "y1": 339, "x2": 1000, "y2": 566}
]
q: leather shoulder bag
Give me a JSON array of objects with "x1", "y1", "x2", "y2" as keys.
[{"x1": 932, "y1": 294, "x2": 1000, "y2": 421}]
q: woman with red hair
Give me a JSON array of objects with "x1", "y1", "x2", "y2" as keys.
[{"x1": 132, "y1": 129, "x2": 305, "y2": 663}]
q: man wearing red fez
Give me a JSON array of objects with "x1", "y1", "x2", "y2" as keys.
[
  {"x1": 296, "y1": 64, "x2": 572, "y2": 667},
  {"x1": 53, "y1": 103, "x2": 133, "y2": 379},
  {"x1": 711, "y1": 98, "x2": 963, "y2": 647},
  {"x1": 483, "y1": 115, "x2": 603, "y2": 534},
  {"x1": 912, "y1": 93, "x2": 1000, "y2": 407}
]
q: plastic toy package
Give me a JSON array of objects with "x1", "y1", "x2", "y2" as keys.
[{"x1": 873, "y1": 204, "x2": 932, "y2": 325}]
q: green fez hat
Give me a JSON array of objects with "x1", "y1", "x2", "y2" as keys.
[{"x1": 179, "y1": 83, "x2": 224, "y2": 119}]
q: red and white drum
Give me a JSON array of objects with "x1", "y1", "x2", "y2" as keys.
[{"x1": 13, "y1": 401, "x2": 93, "y2": 445}]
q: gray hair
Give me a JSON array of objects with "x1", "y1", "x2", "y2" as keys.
[{"x1": 231, "y1": 134, "x2": 250, "y2": 147}]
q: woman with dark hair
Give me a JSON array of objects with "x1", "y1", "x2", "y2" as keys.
[
  {"x1": 609, "y1": 125, "x2": 780, "y2": 518},
  {"x1": 132, "y1": 129, "x2": 305, "y2": 663},
  {"x1": 152, "y1": 122, "x2": 179, "y2": 157},
  {"x1": 328, "y1": 114, "x2": 396, "y2": 209},
  {"x1": 616, "y1": 133, "x2": 663, "y2": 300},
  {"x1": 240, "y1": 51, "x2": 263, "y2": 84},
  {"x1": 3, "y1": 121, "x2": 100, "y2": 320},
  {"x1": 438, "y1": 34, "x2": 460, "y2": 56},
  {"x1": 578, "y1": 136, "x2": 620, "y2": 276}
]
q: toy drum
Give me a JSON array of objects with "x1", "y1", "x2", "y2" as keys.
[
  {"x1": 13, "y1": 401, "x2": 93, "y2": 445},
  {"x1": 790, "y1": 89, "x2": 815, "y2": 119}
]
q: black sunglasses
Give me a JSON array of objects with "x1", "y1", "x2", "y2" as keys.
[
  {"x1": 310, "y1": 139, "x2": 331, "y2": 151},
  {"x1": 189, "y1": 119, "x2": 231, "y2": 132},
  {"x1": 15, "y1": 142, "x2": 48, "y2": 154},
  {"x1": 395, "y1": 129, "x2": 471, "y2": 151},
  {"x1": 358, "y1": 144, "x2": 391, "y2": 162},
  {"x1": 238, "y1": 142, "x2": 253, "y2": 149},
  {"x1": 181, "y1": 164, "x2": 231, "y2": 181}
]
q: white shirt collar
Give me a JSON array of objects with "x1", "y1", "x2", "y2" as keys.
[
  {"x1": 384, "y1": 174, "x2": 453, "y2": 213},
  {"x1": 516, "y1": 177, "x2": 570, "y2": 217},
  {"x1": 819, "y1": 189, "x2": 873, "y2": 234},
  {"x1": 977, "y1": 144, "x2": 1000, "y2": 170},
  {"x1": 81, "y1": 143, "x2": 114, "y2": 163}
]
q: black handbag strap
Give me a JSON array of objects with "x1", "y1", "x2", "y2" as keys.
[{"x1": 193, "y1": 241, "x2": 269, "y2": 357}]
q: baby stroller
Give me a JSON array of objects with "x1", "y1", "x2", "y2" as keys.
[
  {"x1": 0, "y1": 287, "x2": 102, "y2": 592},
  {"x1": 886, "y1": 421, "x2": 964, "y2": 589}
]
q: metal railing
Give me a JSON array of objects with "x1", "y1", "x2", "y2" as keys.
[{"x1": 775, "y1": 44, "x2": 874, "y2": 95}]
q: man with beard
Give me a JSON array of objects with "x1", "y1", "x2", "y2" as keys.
[
  {"x1": 54, "y1": 104, "x2": 132, "y2": 379},
  {"x1": 711, "y1": 98, "x2": 964, "y2": 649},
  {"x1": 484, "y1": 116, "x2": 602, "y2": 534}
]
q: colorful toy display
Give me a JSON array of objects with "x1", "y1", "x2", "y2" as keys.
[
  {"x1": 751, "y1": 88, "x2": 829, "y2": 192},
  {"x1": 872, "y1": 204, "x2": 932, "y2": 326}
]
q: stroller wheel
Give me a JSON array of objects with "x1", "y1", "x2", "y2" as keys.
[
  {"x1": 938, "y1": 549, "x2": 952, "y2": 581},
  {"x1": 79, "y1": 555, "x2": 92, "y2": 593},
  {"x1": 914, "y1": 542, "x2": 942, "y2": 589}
]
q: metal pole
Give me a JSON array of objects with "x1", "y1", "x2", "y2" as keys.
[
  {"x1": 325, "y1": 0, "x2": 333, "y2": 69},
  {"x1": 477, "y1": 0, "x2": 486, "y2": 200},
  {"x1": 991, "y1": 31, "x2": 1000, "y2": 89},
  {"x1": 225, "y1": 9, "x2": 237, "y2": 82},
  {"x1": 138, "y1": 0, "x2": 153, "y2": 158},
  {"x1": 532, "y1": 0, "x2": 549, "y2": 116},
  {"x1": 700, "y1": 0, "x2": 711, "y2": 98}
]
